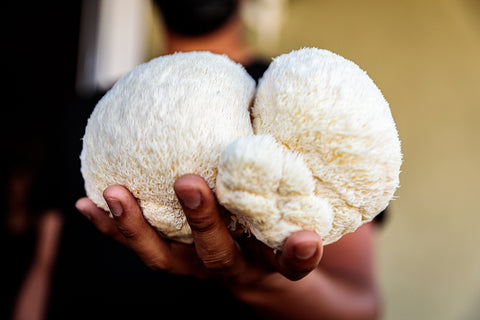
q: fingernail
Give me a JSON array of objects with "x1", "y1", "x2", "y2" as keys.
[
  {"x1": 177, "y1": 190, "x2": 202, "y2": 210},
  {"x1": 106, "y1": 197, "x2": 123, "y2": 217},
  {"x1": 294, "y1": 242, "x2": 318, "y2": 260}
]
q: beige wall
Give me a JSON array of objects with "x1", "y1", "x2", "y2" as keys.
[{"x1": 252, "y1": 0, "x2": 479, "y2": 319}]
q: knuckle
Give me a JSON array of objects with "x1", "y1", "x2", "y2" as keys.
[
  {"x1": 187, "y1": 215, "x2": 217, "y2": 234},
  {"x1": 201, "y1": 249, "x2": 236, "y2": 271}
]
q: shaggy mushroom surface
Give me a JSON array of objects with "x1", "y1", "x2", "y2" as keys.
[
  {"x1": 81, "y1": 51, "x2": 255, "y2": 243},
  {"x1": 81, "y1": 48, "x2": 402, "y2": 249}
]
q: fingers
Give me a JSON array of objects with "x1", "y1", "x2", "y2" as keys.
[
  {"x1": 174, "y1": 174, "x2": 242, "y2": 274},
  {"x1": 75, "y1": 197, "x2": 127, "y2": 245},
  {"x1": 101, "y1": 185, "x2": 174, "y2": 271},
  {"x1": 174, "y1": 174, "x2": 321, "y2": 280},
  {"x1": 76, "y1": 179, "x2": 322, "y2": 282},
  {"x1": 275, "y1": 230, "x2": 323, "y2": 280},
  {"x1": 77, "y1": 186, "x2": 204, "y2": 276}
]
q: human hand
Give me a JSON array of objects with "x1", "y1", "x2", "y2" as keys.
[{"x1": 75, "y1": 174, "x2": 323, "y2": 284}]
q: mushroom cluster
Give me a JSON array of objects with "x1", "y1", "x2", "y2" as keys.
[{"x1": 81, "y1": 48, "x2": 402, "y2": 249}]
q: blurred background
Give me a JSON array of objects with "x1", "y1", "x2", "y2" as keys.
[{"x1": 3, "y1": 0, "x2": 479, "y2": 319}]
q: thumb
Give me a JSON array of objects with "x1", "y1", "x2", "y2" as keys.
[{"x1": 275, "y1": 230, "x2": 323, "y2": 281}]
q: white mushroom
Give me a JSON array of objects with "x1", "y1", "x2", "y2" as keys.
[
  {"x1": 80, "y1": 51, "x2": 255, "y2": 243},
  {"x1": 216, "y1": 48, "x2": 402, "y2": 248},
  {"x1": 81, "y1": 48, "x2": 402, "y2": 250}
]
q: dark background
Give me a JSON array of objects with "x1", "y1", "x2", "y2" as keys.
[{"x1": 2, "y1": 1, "x2": 82, "y2": 317}]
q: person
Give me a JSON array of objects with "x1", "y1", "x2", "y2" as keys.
[{"x1": 15, "y1": 0, "x2": 382, "y2": 319}]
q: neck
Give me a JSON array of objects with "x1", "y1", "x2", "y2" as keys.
[{"x1": 164, "y1": 15, "x2": 254, "y2": 65}]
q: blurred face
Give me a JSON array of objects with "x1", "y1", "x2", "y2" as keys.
[{"x1": 155, "y1": 0, "x2": 237, "y2": 36}]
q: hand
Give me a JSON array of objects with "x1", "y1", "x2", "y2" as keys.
[{"x1": 75, "y1": 174, "x2": 323, "y2": 284}]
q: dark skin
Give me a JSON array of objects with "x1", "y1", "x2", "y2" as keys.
[
  {"x1": 76, "y1": 174, "x2": 380, "y2": 320},
  {"x1": 76, "y1": 174, "x2": 322, "y2": 281}
]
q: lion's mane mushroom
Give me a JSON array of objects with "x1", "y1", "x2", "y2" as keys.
[
  {"x1": 80, "y1": 51, "x2": 256, "y2": 243},
  {"x1": 81, "y1": 48, "x2": 402, "y2": 250},
  {"x1": 216, "y1": 48, "x2": 402, "y2": 249}
]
